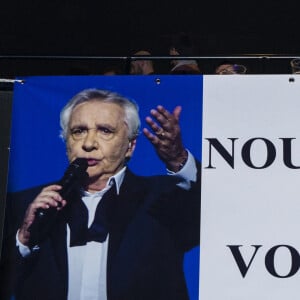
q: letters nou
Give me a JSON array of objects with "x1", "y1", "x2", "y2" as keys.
[{"x1": 205, "y1": 138, "x2": 300, "y2": 169}]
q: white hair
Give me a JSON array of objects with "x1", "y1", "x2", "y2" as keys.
[{"x1": 60, "y1": 88, "x2": 140, "y2": 140}]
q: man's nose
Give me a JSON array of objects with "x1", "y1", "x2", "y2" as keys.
[{"x1": 82, "y1": 129, "x2": 99, "y2": 151}]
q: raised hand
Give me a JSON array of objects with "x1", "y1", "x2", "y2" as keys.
[{"x1": 143, "y1": 105, "x2": 188, "y2": 172}]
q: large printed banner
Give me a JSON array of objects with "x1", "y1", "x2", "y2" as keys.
[
  {"x1": 8, "y1": 75, "x2": 202, "y2": 299},
  {"x1": 9, "y1": 75, "x2": 299, "y2": 299},
  {"x1": 200, "y1": 75, "x2": 300, "y2": 299}
]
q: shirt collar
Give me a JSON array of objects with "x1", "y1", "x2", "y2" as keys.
[
  {"x1": 109, "y1": 166, "x2": 126, "y2": 194},
  {"x1": 82, "y1": 166, "x2": 126, "y2": 197}
]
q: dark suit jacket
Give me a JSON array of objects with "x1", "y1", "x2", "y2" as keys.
[{"x1": 0, "y1": 168, "x2": 200, "y2": 300}]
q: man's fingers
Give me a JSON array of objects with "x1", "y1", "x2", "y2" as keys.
[
  {"x1": 30, "y1": 185, "x2": 65, "y2": 211},
  {"x1": 143, "y1": 128, "x2": 160, "y2": 145},
  {"x1": 156, "y1": 105, "x2": 182, "y2": 121},
  {"x1": 43, "y1": 184, "x2": 62, "y2": 191},
  {"x1": 172, "y1": 106, "x2": 182, "y2": 121},
  {"x1": 156, "y1": 105, "x2": 172, "y2": 119}
]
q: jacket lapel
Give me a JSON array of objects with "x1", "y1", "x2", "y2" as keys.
[{"x1": 107, "y1": 170, "x2": 146, "y2": 282}]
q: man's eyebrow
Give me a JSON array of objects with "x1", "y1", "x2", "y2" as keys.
[{"x1": 69, "y1": 123, "x2": 88, "y2": 129}]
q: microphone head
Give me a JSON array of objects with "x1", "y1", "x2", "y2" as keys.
[
  {"x1": 59, "y1": 158, "x2": 89, "y2": 199},
  {"x1": 70, "y1": 158, "x2": 89, "y2": 173}
]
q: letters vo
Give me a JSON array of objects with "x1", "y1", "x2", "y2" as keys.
[{"x1": 227, "y1": 245, "x2": 300, "y2": 278}]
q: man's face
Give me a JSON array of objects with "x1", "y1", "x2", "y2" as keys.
[
  {"x1": 130, "y1": 61, "x2": 143, "y2": 74},
  {"x1": 66, "y1": 100, "x2": 136, "y2": 185},
  {"x1": 215, "y1": 64, "x2": 235, "y2": 75}
]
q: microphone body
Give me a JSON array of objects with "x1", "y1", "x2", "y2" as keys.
[{"x1": 28, "y1": 158, "x2": 88, "y2": 247}]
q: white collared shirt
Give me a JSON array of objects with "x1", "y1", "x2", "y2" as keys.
[{"x1": 67, "y1": 169, "x2": 124, "y2": 300}]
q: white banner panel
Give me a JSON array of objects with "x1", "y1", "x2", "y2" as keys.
[{"x1": 200, "y1": 75, "x2": 300, "y2": 299}]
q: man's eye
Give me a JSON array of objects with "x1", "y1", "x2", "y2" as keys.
[
  {"x1": 99, "y1": 127, "x2": 112, "y2": 134},
  {"x1": 72, "y1": 128, "x2": 86, "y2": 135}
]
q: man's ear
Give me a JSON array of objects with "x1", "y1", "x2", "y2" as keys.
[{"x1": 126, "y1": 138, "x2": 137, "y2": 158}]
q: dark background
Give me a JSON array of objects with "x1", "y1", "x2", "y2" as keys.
[
  {"x1": 0, "y1": 0, "x2": 299, "y2": 74},
  {"x1": 0, "y1": 0, "x2": 298, "y2": 292}
]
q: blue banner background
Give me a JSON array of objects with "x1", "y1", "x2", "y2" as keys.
[{"x1": 8, "y1": 75, "x2": 203, "y2": 299}]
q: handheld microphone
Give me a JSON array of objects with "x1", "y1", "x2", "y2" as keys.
[{"x1": 28, "y1": 158, "x2": 88, "y2": 247}]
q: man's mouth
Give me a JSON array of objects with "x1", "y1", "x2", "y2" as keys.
[{"x1": 86, "y1": 159, "x2": 98, "y2": 166}]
